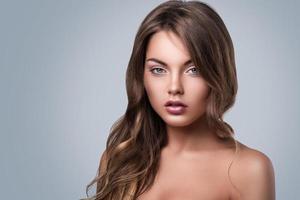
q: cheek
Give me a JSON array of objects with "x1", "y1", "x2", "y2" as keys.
[
  {"x1": 143, "y1": 76, "x2": 163, "y2": 105},
  {"x1": 187, "y1": 79, "x2": 210, "y2": 104}
]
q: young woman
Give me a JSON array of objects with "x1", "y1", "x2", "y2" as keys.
[{"x1": 84, "y1": 1, "x2": 275, "y2": 199}]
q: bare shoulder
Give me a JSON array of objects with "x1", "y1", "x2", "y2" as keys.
[{"x1": 230, "y1": 141, "x2": 276, "y2": 200}]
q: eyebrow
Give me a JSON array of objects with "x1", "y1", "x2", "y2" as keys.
[{"x1": 145, "y1": 58, "x2": 193, "y2": 66}]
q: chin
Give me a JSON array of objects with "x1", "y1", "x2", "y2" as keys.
[{"x1": 162, "y1": 115, "x2": 195, "y2": 127}]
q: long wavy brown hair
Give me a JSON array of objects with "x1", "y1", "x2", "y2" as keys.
[{"x1": 83, "y1": 1, "x2": 240, "y2": 199}]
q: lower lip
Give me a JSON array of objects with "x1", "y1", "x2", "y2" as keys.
[{"x1": 165, "y1": 106, "x2": 186, "y2": 115}]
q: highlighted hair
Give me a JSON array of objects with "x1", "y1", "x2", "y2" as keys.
[{"x1": 83, "y1": 1, "x2": 240, "y2": 199}]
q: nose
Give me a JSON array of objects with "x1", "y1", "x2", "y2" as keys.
[{"x1": 168, "y1": 73, "x2": 184, "y2": 96}]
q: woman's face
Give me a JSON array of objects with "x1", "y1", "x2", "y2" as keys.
[{"x1": 143, "y1": 30, "x2": 210, "y2": 127}]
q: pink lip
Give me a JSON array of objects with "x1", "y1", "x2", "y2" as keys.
[
  {"x1": 164, "y1": 100, "x2": 187, "y2": 107},
  {"x1": 165, "y1": 105, "x2": 186, "y2": 115},
  {"x1": 164, "y1": 100, "x2": 187, "y2": 115}
]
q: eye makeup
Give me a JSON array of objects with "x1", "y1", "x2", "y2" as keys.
[{"x1": 148, "y1": 65, "x2": 200, "y2": 76}]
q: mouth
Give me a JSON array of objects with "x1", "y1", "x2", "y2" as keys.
[
  {"x1": 164, "y1": 100, "x2": 187, "y2": 115},
  {"x1": 164, "y1": 100, "x2": 187, "y2": 107}
]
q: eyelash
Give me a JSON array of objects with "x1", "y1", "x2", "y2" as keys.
[{"x1": 149, "y1": 66, "x2": 200, "y2": 75}]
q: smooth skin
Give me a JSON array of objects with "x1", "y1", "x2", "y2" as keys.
[{"x1": 138, "y1": 30, "x2": 275, "y2": 200}]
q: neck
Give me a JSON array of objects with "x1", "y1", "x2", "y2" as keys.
[{"x1": 164, "y1": 115, "x2": 230, "y2": 155}]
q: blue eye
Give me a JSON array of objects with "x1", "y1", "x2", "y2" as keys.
[
  {"x1": 187, "y1": 66, "x2": 200, "y2": 75},
  {"x1": 149, "y1": 66, "x2": 200, "y2": 76},
  {"x1": 150, "y1": 67, "x2": 166, "y2": 74}
]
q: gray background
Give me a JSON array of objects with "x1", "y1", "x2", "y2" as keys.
[{"x1": 0, "y1": 0, "x2": 299, "y2": 199}]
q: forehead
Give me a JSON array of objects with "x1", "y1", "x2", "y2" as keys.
[{"x1": 145, "y1": 30, "x2": 191, "y2": 65}]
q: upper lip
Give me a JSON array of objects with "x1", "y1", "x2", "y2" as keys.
[{"x1": 164, "y1": 100, "x2": 187, "y2": 107}]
